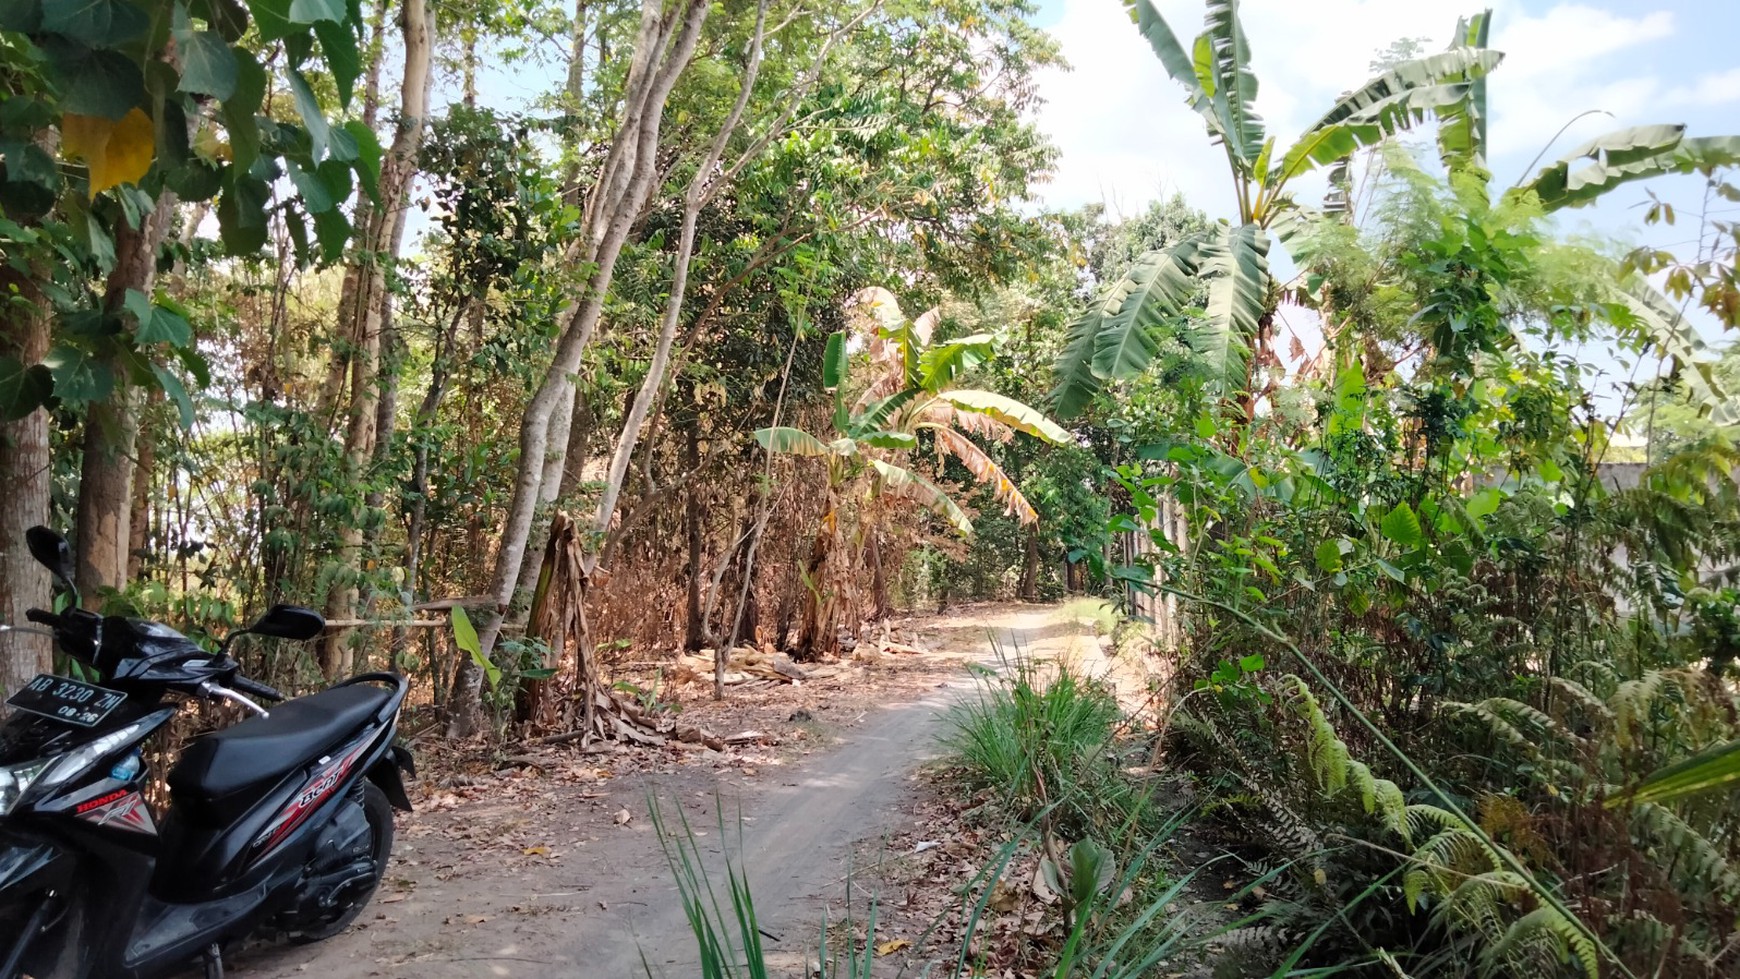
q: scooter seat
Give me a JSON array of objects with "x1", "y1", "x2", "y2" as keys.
[{"x1": 169, "y1": 685, "x2": 392, "y2": 800}]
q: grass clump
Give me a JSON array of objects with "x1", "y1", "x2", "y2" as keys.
[{"x1": 942, "y1": 649, "x2": 1138, "y2": 838}]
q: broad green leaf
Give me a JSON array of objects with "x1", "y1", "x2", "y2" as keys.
[
  {"x1": 1436, "y1": 11, "x2": 1492, "y2": 174},
  {"x1": 192, "y1": 0, "x2": 251, "y2": 40},
  {"x1": 44, "y1": 41, "x2": 144, "y2": 120},
  {"x1": 1193, "y1": 223, "x2": 1269, "y2": 395},
  {"x1": 0, "y1": 0, "x2": 42, "y2": 32},
  {"x1": 288, "y1": 0, "x2": 343, "y2": 24},
  {"x1": 150, "y1": 362, "x2": 195, "y2": 429},
  {"x1": 1616, "y1": 738, "x2": 1740, "y2": 807},
  {"x1": 0, "y1": 356, "x2": 53, "y2": 421},
  {"x1": 1380, "y1": 501, "x2": 1425, "y2": 549},
  {"x1": 43, "y1": 344, "x2": 112, "y2": 405},
  {"x1": 918, "y1": 333, "x2": 992, "y2": 390},
  {"x1": 1611, "y1": 275, "x2": 1736, "y2": 424},
  {"x1": 60, "y1": 108, "x2": 155, "y2": 197},
  {"x1": 1467, "y1": 487, "x2": 1502, "y2": 519},
  {"x1": 938, "y1": 389, "x2": 1069, "y2": 444},
  {"x1": 224, "y1": 47, "x2": 266, "y2": 170},
  {"x1": 449, "y1": 606, "x2": 500, "y2": 690},
  {"x1": 216, "y1": 173, "x2": 271, "y2": 254},
  {"x1": 1087, "y1": 236, "x2": 1207, "y2": 385},
  {"x1": 822, "y1": 330, "x2": 846, "y2": 390},
  {"x1": 287, "y1": 69, "x2": 329, "y2": 161},
  {"x1": 851, "y1": 389, "x2": 919, "y2": 435},
  {"x1": 340, "y1": 119, "x2": 381, "y2": 202},
  {"x1": 176, "y1": 29, "x2": 239, "y2": 101},
  {"x1": 311, "y1": 205, "x2": 350, "y2": 261},
  {"x1": 1282, "y1": 47, "x2": 1502, "y2": 186},
  {"x1": 287, "y1": 161, "x2": 336, "y2": 212},
  {"x1": 1521, "y1": 128, "x2": 1740, "y2": 212},
  {"x1": 133, "y1": 296, "x2": 192, "y2": 346},
  {"x1": 1051, "y1": 305, "x2": 1106, "y2": 418},
  {"x1": 754, "y1": 426, "x2": 831, "y2": 457},
  {"x1": 41, "y1": 0, "x2": 147, "y2": 46},
  {"x1": 858, "y1": 431, "x2": 917, "y2": 450},
  {"x1": 246, "y1": 0, "x2": 291, "y2": 40},
  {"x1": 1313, "y1": 539, "x2": 1344, "y2": 573},
  {"x1": 313, "y1": 18, "x2": 360, "y2": 107},
  {"x1": 1198, "y1": 0, "x2": 1264, "y2": 165}
]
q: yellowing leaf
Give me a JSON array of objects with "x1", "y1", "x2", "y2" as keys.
[
  {"x1": 62, "y1": 108, "x2": 155, "y2": 197},
  {"x1": 876, "y1": 939, "x2": 910, "y2": 956},
  {"x1": 523, "y1": 845, "x2": 550, "y2": 856}
]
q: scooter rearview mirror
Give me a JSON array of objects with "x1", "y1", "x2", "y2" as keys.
[{"x1": 25, "y1": 526, "x2": 78, "y2": 599}]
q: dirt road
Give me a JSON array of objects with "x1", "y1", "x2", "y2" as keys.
[{"x1": 233, "y1": 604, "x2": 1102, "y2": 979}]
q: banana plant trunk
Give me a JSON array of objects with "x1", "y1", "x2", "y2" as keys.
[{"x1": 792, "y1": 505, "x2": 839, "y2": 662}]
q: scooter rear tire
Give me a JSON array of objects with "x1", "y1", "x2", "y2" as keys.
[{"x1": 289, "y1": 782, "x2": 394, "y2": 943}]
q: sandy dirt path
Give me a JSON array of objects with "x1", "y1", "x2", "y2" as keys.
[{"x1": 228, "y1": 603, "x2": 1104, "y2": 979}]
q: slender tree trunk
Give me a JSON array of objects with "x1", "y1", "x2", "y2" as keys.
[
  {"x1": 452, "y1": 0, "x2": 712, "y2": 737},
  {"x1": 75, "y1": 195, "x2": 174, "y2": 607},
  {"x1": 0, "y1": 266, "x2": 53, "y2": 702},
  {"x1": 867, "y1": 531, "x2": 890, "y2": 621},
  {"x1": 126, "y1": 392, "x2": 159, "y2": 581},
  {"x1": 682, "y1": 424, "x2": 706, "y2": 650},
  {"x1": 319, "y1": 0, "x2": 433, "y2": 676},
  {"x1": 1019, "y1": 525, "x2": 1040, "y2": 601}
]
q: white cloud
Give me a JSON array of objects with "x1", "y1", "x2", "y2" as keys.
[
  {"x1": 1029, "y1": 0, "x2": 1682, "y2": 214},
  {"x1": 1664, "y1": 66, "x2": 1740, "y2": 107}
]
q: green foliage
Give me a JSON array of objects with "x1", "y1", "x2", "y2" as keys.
[{"x1": 943, "y1": 653, "x2": 1137, "y2": 838}]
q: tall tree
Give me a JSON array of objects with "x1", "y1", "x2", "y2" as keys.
[
  {"x1": 320, "y1": 0, "x2": 437, "y2": 677},
  {"x1": 449, "y1": 0, "x2": 712, "y2": 737}
]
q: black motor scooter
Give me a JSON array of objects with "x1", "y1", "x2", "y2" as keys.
[{"x1": 0, "y1": 528, "x2": 415, "y2": 979}]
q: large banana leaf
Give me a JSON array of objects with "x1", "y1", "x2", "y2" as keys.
[
  {"x1": 1091, "y1": 237, "x2": 1209, "y2": 380},
  {"x1": 918, "y1": 333, "x2": 993, "y2": 390},
  {"x1": 1123, "y1": 0, "x2": 1214, "y2": 136},
  {"x1": 869, "y1": 459, "x2": 973, "y2": 535},
  {"x1": 1278, "y1": 81, "x2": 1480, "y2": 190},
  {"x1": 1611, "y1": 276, "x2": 1738, "y2": 425},
  {"x1": 1193, "y1": 223, "x2": 1271, "y2": 394},
  {"x1": 1195, "y1": 0, "x2": 1265, "y2": 167},
  {"x1": 1435, "y1": 10, "x2": 1493, "y2": 175},
  {"x1": 754, "y1": 426, "x2": 831, "y2": 456},
  {"x1": 938, "y1": 389, "x2": 1070, "y2": 444},
  {"x1": 932, "y1": 426, "x2": 1039, "y2": 525},
  {"x1": 1612, "y1": 737, "x2": 1740, "y2": 807},
  {"x1": 1521, "y1": 129, "x2": 1740, "y2": 212},
  {"x1": 1051, "y1": 305, "x2": 1106, "y2": 418},
  {"x1": 1052, "y1": 237, "x2": 1208, "y2": 418},
  {"x1": 850, "y1": 388, "x2": 921, "y2": 435}
]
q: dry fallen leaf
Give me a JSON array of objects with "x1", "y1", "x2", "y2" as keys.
[
  {"x1": 524, "y1": 845, "x2": 551, "y2": 856},
  {"x1": 876, "y1": 938, "x2": 910, "y2": 956},
  {"x1": 614, "y1": 808, "x2": 633, "y2": 826}
]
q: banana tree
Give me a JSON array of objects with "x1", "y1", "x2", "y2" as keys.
[
  {"x1": 757, "y1": 288, "x2": 1069, "y2": 657},
  {"x1": 1052, "y1": 0, "x2": 1503, "y2": 420},
  {"x1": 1405, "y1": 13, "x2": 1740, "y2": 423}
]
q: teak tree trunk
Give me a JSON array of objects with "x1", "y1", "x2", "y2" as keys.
[
  {"x1": 75, "y1": 193, "x2": 174, "y2": 608},
  {"x1": 0, "y1": 263, "x2": 53, "y2": 702}
]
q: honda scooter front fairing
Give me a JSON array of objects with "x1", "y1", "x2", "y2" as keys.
[{"x1": 0, "y1": 528, "x2": 415, "y2": 979}]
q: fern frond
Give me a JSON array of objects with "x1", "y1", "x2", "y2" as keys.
[
  {"x1": 1632, "y1": 801, "x2": 1740, "y2": 900},
  {"x1": 1548, "y1": 675, "x2": 1615, "y2": 728},
  {"x1": 1482, "y1": 906, "x2": 1600, "y2": 979}
]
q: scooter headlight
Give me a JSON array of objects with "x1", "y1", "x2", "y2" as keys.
[{"x1": 0, "y1": 758, "x2": 51, "y2": 816}]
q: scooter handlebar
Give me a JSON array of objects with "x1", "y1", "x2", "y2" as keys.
[{"x1": 229, "y1": 674, "x2": 285, "y2": 702}]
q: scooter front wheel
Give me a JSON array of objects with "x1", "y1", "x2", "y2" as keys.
[{"x1": 289, "y1": 782, "x2": 394, "y2": 943}]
